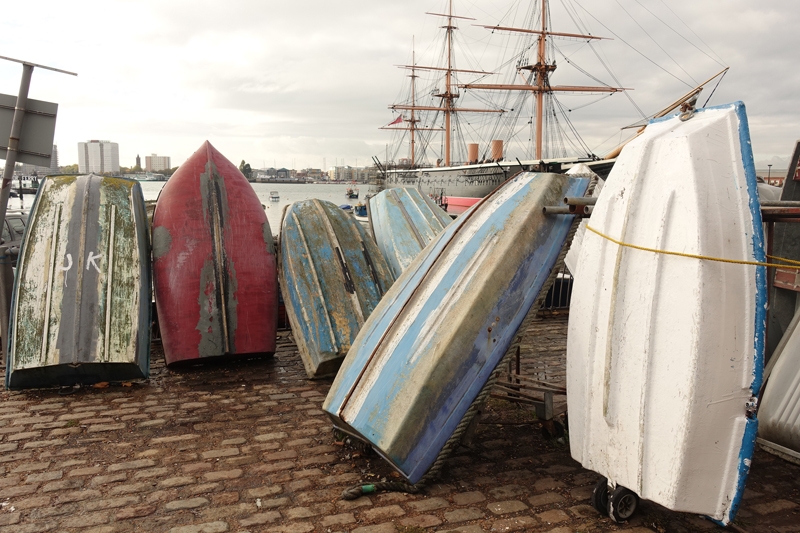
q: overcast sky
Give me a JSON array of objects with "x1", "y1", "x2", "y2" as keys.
[{"x1": 1, "y1": 0, "x2": 798, "y2": 172}]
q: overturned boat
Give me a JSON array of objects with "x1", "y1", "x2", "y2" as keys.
[
  {"x1": 368, "y1": 187, "x2": 452, "y2": 278},
  {"x1": 324, "y1": 171, "x2": 588, "y2": 483},
  {"x1": 566, "y1": 102, "x2": 764, "y2": 525},
  {"x1": 152, "y1": 141, "x2": 278, "y2": 366},
  {"x1": 6, "y1": 175, "x2": 151, "y2": 389},
  {"x1": 279, "y1": 199, "x2": 394, "y2": 379}
]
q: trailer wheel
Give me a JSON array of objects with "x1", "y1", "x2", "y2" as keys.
[
  {"x1": 590, "y1": 477, "x2": 609, "y2": 515},
  {"x1": 608, "y1": 486, "x2": 639, "y2": 522}
]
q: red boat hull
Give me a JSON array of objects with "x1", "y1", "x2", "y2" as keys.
[{"x1": 152, "y1": 141, "x2": 277, "y2": 365}]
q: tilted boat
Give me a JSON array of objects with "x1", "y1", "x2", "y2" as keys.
[
  {"x1": 368, "y1": 187, "x2": 452, "y2": 278},
  {"x1": 566, "y1": 102, "x2": 764, "y2": 525},
  {"x1": 759, "y1": 308, "x2": 800, "y2": 464},
  {"x1": 6, "y1": 175, "x2": 151, "y2": 389},
  {"x1": 323, "y1": 171, "x2": 589, "y2": 483},
  {"x1": 758, "y1": 142, "x2": 800, "y2": 464},
  {"x1": 152, "y1": 141, "x2": 278, "y2": 366},
  {"x1": 278, "y1": 199, "x2": 394, "y2": 379}
]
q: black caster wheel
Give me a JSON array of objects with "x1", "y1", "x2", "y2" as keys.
[
  {"x1": 590, "y1": 477, "x2": 609, "y2": 515},
  {"x1": 608, "y1": 485, "x2": 639, "y2": 522}
]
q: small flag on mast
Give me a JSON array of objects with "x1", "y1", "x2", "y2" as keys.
[{"x1": 388, "y1": 116, "x2": 403, "y2": 126}]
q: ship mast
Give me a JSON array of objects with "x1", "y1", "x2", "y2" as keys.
[
  {"x1": 463, "y1": 0, "x2": 629, "y2": 160},
  {"x1": 388, "y1": 0, "x2": 502, "y2": 167}
]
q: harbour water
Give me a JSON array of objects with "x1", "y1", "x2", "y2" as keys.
[{"x1": 139, "y1": 181, "x2": 372, "y2": 236}]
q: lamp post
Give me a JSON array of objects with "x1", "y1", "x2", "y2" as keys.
[{"x1": 768, "y1": 164, "x2": 772, "y2": 179}]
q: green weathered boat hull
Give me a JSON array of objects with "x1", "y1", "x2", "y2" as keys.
[{"x1": 6, "y1": 174, "x2": 151, "y2": 389}]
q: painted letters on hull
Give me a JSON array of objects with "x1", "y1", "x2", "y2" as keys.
[
  {"x1": 324, "y1": 172, "x2": 588, "y2": 483},
  {"x1": 7, "y1": 175, "x2": 151, "y2": 389},
  {"x1": 152, "y1": 141, "x2": 278, "y2": 365},
  {"x1": 566, "y1": 102, "x2": 765, "y2": 525}
]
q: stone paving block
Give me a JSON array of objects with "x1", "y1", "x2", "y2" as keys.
[
  {"x1": 537, "y1": 509, "x2": 571, "y2": 524},
  {"x1": 401, "y1": 514, "x2": 443, "y2": 528},
  {"x1": 11, "y1": 461, "x2": 50, "y2": 473},
  {"x1": 490, "y1": 516, "x2": 539, "y2": 531},
  {"x1": 488, "y1": 499, "x2": 529, "y2": 514},
  {"x1": 108, "y1": 459, "x2": 156, "y2": 472},
  {"x1": 351, "y1": 523, "x2": 398, "y2": 533},
  {"x1": 238, "y1": 511, "x2": 281, "y2": 526},
  {"x1": 85, "y1": 495, "x2": 142, "y2": 512},
  {"x1": 452, "y1": 491, "x2": 486, "y2": 505},
  {"x1": 25, "y1": 470, "x2": 62, "y2": 483},
  {"x1": 160, "y1": 476, "x2": 197, "y2": 489},
  {"x1": 438, "y1": 526, "x2": 484, "y2": 533},
  {"x1": 408, "y1": 497, "x2": 449, "y2": 511},
  {"x1": 61, "y1": 511, "x2": 112, "y2": 528},
  {"x1": 445, "y1": 507, "x2": 485, "y2": 522},
  {"x1": 569, "y1": 504, "x2": 598, "y2": 519},
  {"x1": 0, "y1": 484, "x2": 38, "y2": 498},
  {"x1": 0, "y1": 519, "x2": 57, "y2": 533},
  {"x1": 165, "y1": 497, "x2": 210, "y2": 511},
  {"x1": 320, "y1": 512, "x2": 356, "y2": 527},
  {"x1": 184, "y1": 482, "x2": 223, "y2": 496},
  {"x1": 570, "y1": 485, "x2": 593, "y2": 501},
  {"x1": 167, "y1": 522, "x2": 229, "y2": 533},
  {"x1": 0, "y1": 513, "x2": 20, "y2": 527},
  {"x1": 203, "y1": 469, "x2": 242, "y2": 482},
  {"x1": 91, "y1": 473, "x2": 128, "y2": 487},
  {"x1": 489, "y1": 484, "x2": 528, "y2": 499}
]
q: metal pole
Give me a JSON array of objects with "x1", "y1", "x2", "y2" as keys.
[{"x1": 0, "y1": 63, "x2": 33, "y2": 364}]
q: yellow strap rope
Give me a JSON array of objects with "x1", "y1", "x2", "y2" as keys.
[{"x1": 585, "y1": 224, "x2": 800, "y2": 270}]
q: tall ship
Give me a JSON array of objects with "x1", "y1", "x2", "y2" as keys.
[{"x1": 380, "y1": 0, "x2": 725, "y2": 202}]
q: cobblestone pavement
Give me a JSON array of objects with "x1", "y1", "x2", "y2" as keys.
[{"x1": 1, "y1": 314, "x2": 799, "y2": 533}]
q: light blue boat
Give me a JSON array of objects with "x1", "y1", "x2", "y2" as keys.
[
  {"x1": 323, "y1": 172, "x2": 588, "y2": 483},
  {"x1": 278, "y1": 199, "x2": 394, "y2": 379},
  {"x1": 368, "y1": 188, "x2": 452, "y2": 278}
]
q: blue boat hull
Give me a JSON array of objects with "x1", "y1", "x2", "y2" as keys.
[
  {"x1": 279, "y1": 199, "x2": 394, "y2": 379},
  {"x1": 369, "y1": 187, "x2": 452, "y2": 278},
  {"x1": 323, "y1": 172, "x2": 589, "y2": 482}
]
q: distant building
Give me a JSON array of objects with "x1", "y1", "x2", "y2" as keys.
[
  {"x1": 136, "y1": 154, "x2": 141, "y2": 169},
  {"x1": 329, "y1": 166, "x2": 367, "y2": 182},
  {"x1": 78, "y1": 140, "x2": 120, "y2": 174},
  {"x1": 146, "y1": 154, "x2": 171, "y2": 172}
]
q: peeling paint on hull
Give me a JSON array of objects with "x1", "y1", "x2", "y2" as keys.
[
  {"x1": 279, "y1": 199, "x2": 394, "y2": 379},
  {"x1": 6, "y1": 174, "x2": 151, "y2": 389},
  {"x1": 368, "y1": 187, "x2": 452, "y2": 278},
  {"x1": 323, "y1": 172, "x2": 588, "y2": 483},
  {"x1": 566, "y1": 102, "x2": 765, "y2": 525},
  {"x1": 152, "y1": 141, "x2": 278, "y2": 365}
]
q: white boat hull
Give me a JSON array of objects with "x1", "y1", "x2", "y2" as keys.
[{"x1": 566, "y1": 102, "x2": 765, "y2": 525}]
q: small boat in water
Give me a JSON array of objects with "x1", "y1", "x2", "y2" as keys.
[
  {"x1": 566, "y1": 102, "x2": 764, "y2": 525},
  {"x1": 6, "y1": 175, "x2": 151, "y2": 389},
  {"x1": 152, "y1": 141, "x2": 278, "y2": 366},
  {"x1": 269, "y1": 191, "x2": 280, "y2": 201},
  {"x1": 368, "y1": 187, "x2": 452, "y2": 278},
  {"x1": 279, "y1": 199, "x2": 394, "y2": 379},
  {"x1": 346, "y1": 187, "x2": 359, "y2": 199},
  {"x1": 323, "y1": 171, "x2": 588, "y2": 483}
]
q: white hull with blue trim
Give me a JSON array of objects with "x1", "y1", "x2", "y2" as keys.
[{"x1": 566, "y1": 102, "x2": 765, "y2": 525}]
